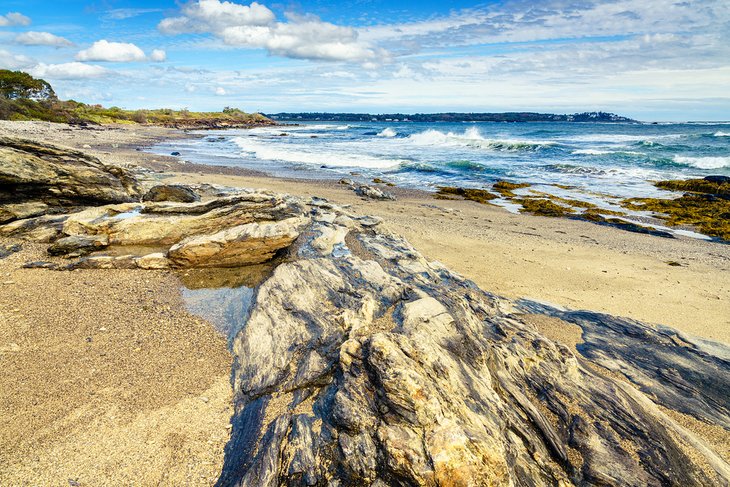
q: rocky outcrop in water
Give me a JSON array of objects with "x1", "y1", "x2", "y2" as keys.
[{"x1": 2, "y1": 136, "x2": 729, "y2": 486}]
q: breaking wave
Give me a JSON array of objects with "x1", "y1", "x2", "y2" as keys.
[
  {"x1": 406, "y1": 127, "x2": 555, "y2": 151},
  {"x1": 377, "y1": 128, "x2": 398, "y2": 138},
  {"x1": 231, "y1": 137, "x2": 403, "y2": 169},
  {"x1": 672, "y1": 155, "x2": 730, "y2": 169}
]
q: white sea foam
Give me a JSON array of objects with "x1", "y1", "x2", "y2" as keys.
[
  {"x1": 572, "y1": 149, "x2": 644, "y2": 156},
  {"x1": 562, "y1": 133, "x2": 680, "y2": 144},
  {"x1": 572, "y1": 149, "x2": 612, "y2": 155},
  {"x1": 231, "y1": 136, "x2": 404, "y2": 169},
  {"x1": 406, "y1": 127, "x2": 553, "y2": 151},
  {"x1": 673, "y1": 155, "x2": 730, "y2": 169},
  {"x1": 377, "y1": 128, "x2": 398, "y2": 137},
  {"x1": 714, "y1": 131, "x2": 730, "y2": 137}
]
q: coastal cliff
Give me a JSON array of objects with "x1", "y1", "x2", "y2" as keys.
[{"x1": 1, "y1": 136, "x2": 728, "y2": 486}]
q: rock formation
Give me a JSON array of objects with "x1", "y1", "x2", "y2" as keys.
[{"x1": 2, "y1": 136, "x2": 728, "y2": 486}]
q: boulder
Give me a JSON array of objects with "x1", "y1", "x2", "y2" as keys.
[
  {"x1": 47, "y1": 234, "x2": 109, "y2": 256},
  {"x1": 167, "y1": 217, "x2": 306, "y2": 268},
  {"x1": 0, "y1": 136, "x2": 140, "y2": 207},
  {"x1": 215, "y1": 203, "x2": 730, "y2": 487},
  {"x1": 142, "y1": 184, "x2": 200, "y2": 203},
  {"x1": 353, "y1": 183, "x2": 395, "y2": 201}
]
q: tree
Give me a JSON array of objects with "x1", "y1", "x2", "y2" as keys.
[{"x1": 0, "y1": 70, "x2": 56, "y2": 101}]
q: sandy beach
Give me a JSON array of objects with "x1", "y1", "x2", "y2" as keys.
[{"x1": 1, "y1": 121, "x2": 729, "y2": 484}]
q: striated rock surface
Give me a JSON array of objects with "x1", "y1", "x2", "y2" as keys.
[
  {"x1": 168, "y1": 217, "x2": 307, "y2": 268},
  {"x1": 0, "y1": 137, "x2": 140, "y2": 210},
  {"x1": 214, "y1": 201, "x2": 730, "y2": 487}
]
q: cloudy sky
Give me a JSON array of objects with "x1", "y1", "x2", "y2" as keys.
[{"x1": 1, "y1": 0, "x2": 729, "y2": 120}]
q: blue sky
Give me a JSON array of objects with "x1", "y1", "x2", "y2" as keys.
[{"x1": 1, "y1": 0, "x2": 729, "y2": 120}]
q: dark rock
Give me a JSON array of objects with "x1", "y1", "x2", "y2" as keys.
[
  {"x1": 170, "y1": 151, "x2": 181, "y2": 156},
  {"x1": 142, "y1": 185, "x2": 200, "y2": 203},
  {"x1": 0, "y1": 136, "x2": 140, "y2": 207},
  {"x1": 48, "y1": 235, "x2": 109, "y2": 256},
  {"x1": 0, "y1": 243, "x2": 21, "y2": 259},
  {"x1": 705, "y1": 175, "x2": 730, "y2": 184},
  {"x1": 22, "y1": 261, "x2": 59, "y2": 269}
]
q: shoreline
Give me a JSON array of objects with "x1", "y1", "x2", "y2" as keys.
[
  {"x1": 2, "y1": 120, "x2": 728, "y2": 342},
  {"x1": 1, "y1": 121, "x2": 728, "y2": 484}
]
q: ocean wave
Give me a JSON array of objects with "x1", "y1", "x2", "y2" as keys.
[
  {"x1": 543, "y1": 164, "x2": 607, "y2": 175},
  {"x1": 714, "y1": 131, "x2": 730, "y2": 137},
  {"x1": 377, "y1": 128, "x2": 398, "y2": 138},
  {"x1": 406, "y1": 127, "x2": 554, "y2": 151},
  {"x1": 445, "y1": 160, "x2": 488, "y2": 171},
  {"x1": 572, "y1": 149, "x2": 645, "y2": 156},
  {"x1": 231, "y1": 137, "x2": 404, "y2": 169},
  {"x1": 672, "y1": 155, "x2": 730, "y2": 169}
]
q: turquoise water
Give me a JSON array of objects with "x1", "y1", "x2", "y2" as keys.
[{"x1": 151, "y1": 121, "x2": 729, "y2": 237}]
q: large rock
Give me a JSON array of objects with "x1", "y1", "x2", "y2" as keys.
[
  {"x1": 60, "y1": 193, "x2": 304, "y2": 247},
  {"x1": 142, "y1": 184, "x2": 200, "y2": 203},
  {"x1": 0, "y1": 137, "x2": 140, "y2": 208},
  {"x1": 215, "y1": 203, "x2": 730, "y2": 487},
  {"x1": 167, "y1": 217, "x2": 306, "y2": 268}
]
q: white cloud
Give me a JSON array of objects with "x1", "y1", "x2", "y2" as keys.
[
  {"x1": 215, "y1": 86, "x2": 227, "y2": 95},
  {"x1": 0, "y1": 49, "x2": 34, "y2": 69},
  {"x1": 0, "y1": 12, "x2": 31, "y2": 27},
  {"x1": 149, "y1": 49, "x2": 167, "y2": 62},
  {"x1": 76, "y1": 40, "x2": 146, "y2": 62},
  {"x1": 15, "y1": 31, "x2": 74, "y2": 47},
  {"x1": 158, "y1": 0, "x2": 382, "y2": 62},
  {"x1": 158, "y1": 0, "x2": 275, "y2": 34},
  {"x1": 28, "y1": 62, "x2": 108, "y2": 79},
  {"x1": 76, "y1": 40, "x2": 168, "y2": 63}
]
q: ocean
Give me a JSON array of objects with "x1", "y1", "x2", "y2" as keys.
[{"x1": 150, "y1": 120, "x2": 730, "y2": 238}]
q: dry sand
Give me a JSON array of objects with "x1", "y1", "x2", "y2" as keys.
[
  {"x1": 1, "y1": 121, "x2": 728, "y2": 485},
  {"x1": 0, "y1": 241, "x2": 232, "y2": 486}
]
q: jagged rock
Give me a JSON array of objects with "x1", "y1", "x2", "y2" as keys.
[
  {"x1": 0, "y1": 137, "x2": 140, "y2": 206},
  {"x1": 168, "y1": 217, "x2": 306, "y2": 268},
  {"x1": 60, "y1": 194, "x2": 304, "y2": 247},
  {"x1": 48, "y1": 234, "x2": 109, "y2": 256},
  {"x1": 215, "y1": 207, "x2": 730, "y2": 487},
  {"x1": 353, "y1": 183, "x2": 395, "y2": 201},
  {"x1": 142, "y1": 184, "x2": 200, "y2": 203}
]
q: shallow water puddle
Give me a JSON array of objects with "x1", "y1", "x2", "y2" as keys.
[{"x1": 177, "y1": 264, "x2": 277, "y2": 348}]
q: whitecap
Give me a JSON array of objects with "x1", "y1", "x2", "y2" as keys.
[
  {"x1": 673, "y1": 155, "x2": 730, "y2": 169},
  {"x1": 377, "y1": 128, "x2": 398, "y2": 138},
  {"x1": 405, "y1": 127, "x2": 553, "y2": 151},
  {"x1": 714, "y1": 131, "x2": 730, "y2": 137},
  {"x1": 231, "y1": 137, "x2": 404, "y2": 169}
]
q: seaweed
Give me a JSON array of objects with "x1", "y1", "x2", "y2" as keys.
[
  {"x1": 492, "y1": 180, "x2": 531, "y2": 197},
  {"x1": 516, "y1": 198, "x2": 576, "y2": 217},
  {"x1": 435, "y1": 186, "x2": 499, "y2": 204},
  {"x1": 623, "y1": 193, "x2": 730, "y2": 241}
]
